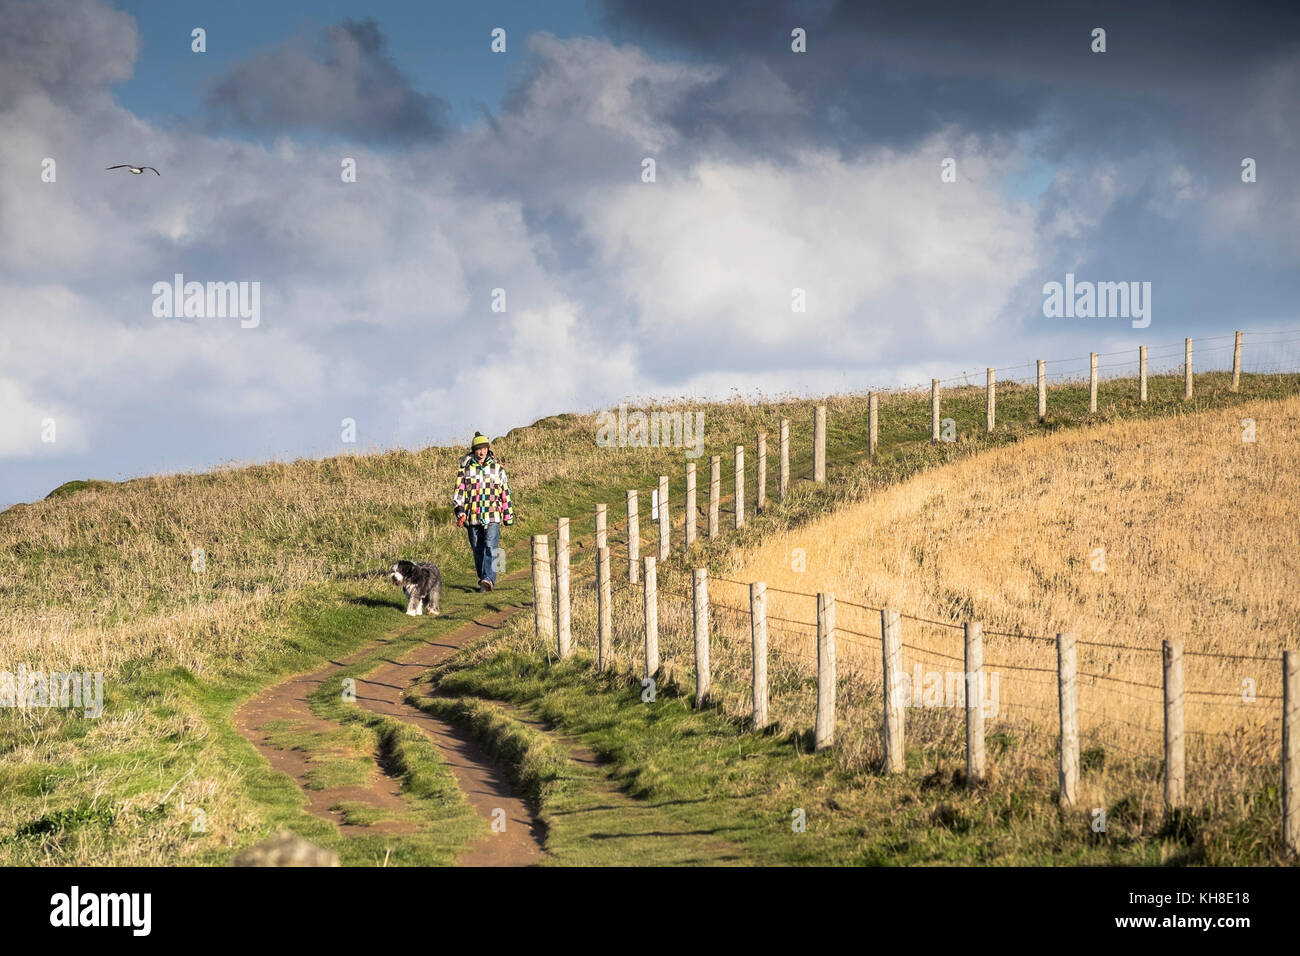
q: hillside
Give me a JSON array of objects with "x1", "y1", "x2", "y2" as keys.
[
  {"x1": 392, "y1": 377, "x2": 1300, "y2": 865},
  {"x1": 0, "y1": 396, "x2": 847, "y2": 863},
  {"x1": 1, "y1": 367, "x2": 1297, "y2": 865},
  {"x1": 719, "y1": 394, "x2": 1298, "y2": 841}
]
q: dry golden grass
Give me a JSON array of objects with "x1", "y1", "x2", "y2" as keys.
[
  {"x1": 712, "y1": 395, "x2": 1299, "y2": 812},
  {"x1": 0, "y1": 415, "x2": 626, "y2": 679},
  {"x1": 2, "y1": 451, "x2": 436, "y2": 678}
]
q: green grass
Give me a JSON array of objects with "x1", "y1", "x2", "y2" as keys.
[
  {"x1": 329, "y1": 801, "x2": 404, "y2": 828},
  {"x1": 43, "y1": 479, "x2": 117, "y2": 500},
  {"x1": 0, "y1": 580, "x2": 488, "y2": 866},
  {"x1": 409, "y1": 692, "x2": 748, "y2": 865},
  {"x1": 418, "y1": 640, "x2": 1287, "y2": 864}
]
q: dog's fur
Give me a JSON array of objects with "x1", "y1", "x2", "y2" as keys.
[{"x1": 389, "y1": 560, "x2": 442, "y2": 616}]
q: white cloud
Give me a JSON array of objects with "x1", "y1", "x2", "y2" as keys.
[
  {"x1": 576, "y1": 138, "x2": 1042, "y2": 367},
  {"x1": 0, "y1": 377, "x2": 87, "y2": 458},
  {"x1": 0, "y1": 2, "x2": 1043, "y2": 487}
]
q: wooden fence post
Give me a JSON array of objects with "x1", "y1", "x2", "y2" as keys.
[
  {"x1": 1057, "y1": 631, "x2": 1079, "y2": 808},
  {"x1": 643, "y1": 556, "x2": 659, "y2": 681},
  {"x1": 1139, "y1": 346, "x2": 1148, "y2": 403},
  {"x1": 555, "y1": 518, "x2": 571, "y2": 659},
  {"x1": 756, "y1": 431, "x2": 767, "y2": 515},
  {"x1": 964, "y1": 621, "x2": 985, "y2": 788},
  {"x1": 685, "y1": 462, "x2": 697, "y2": 549},
  {"x1": 868, "y1": 392, "x2": 879, "y2": 462},
  {"x1": 986, "y1": 369, "x2": 995, "y2": 434},
  {"x1": 1185, "y1": 337, "x2": 1194, "y2": 400},
  {"x1": 596, "y1": 546, "x2": 611, "y2": 671},
  {"x1": 1232, "y1": 330, "x2": 1243, "y2": 393},
  {"x1": 734, "y1": 445, "x2": 745, "y2": 529},
  {"x1": 778, "y1": 418, "x2": 790, "y2": 503},
  {"x1": 531, "y1": 535, "x2": 553, "y2": 645},
  {"x1": 881, "y1": 607, "x2": 904, "y2": 772},
  {"x1": 813, "y1": 405, "x2": 826, "y2": 483},
  {"x1": 1283, "y1": 650, "x2": 1299, "y2": 855},
  {"x1": 594, "y1": 503, "x2": 607, "y2": 553},
  {"x1": 816, "y1": 592, "x2": 836, "y2": 752},
  {"x1": 750, "y1": 582, "x2": 768, "y2": 730},
  {"x1": 1037, "y1": 360, "x2": 1047, "y2": 422},
  {"x1": 657, "y1": 475, "x2": 669, "y2": 561},
  {"x1": 1162, "y1": 638, "x2": 1185, "y2": 809},
  {"x1": 708, "y1": 456, "x2": 720, "y2": 539},
  {"x1": 1089, "y1": 352, "x2": 1099, "y2": 414},
  {"x1": 693, "y1": 569, "x2": 711, "y2": 708},
  {"x1": 931, "y1": 379, "x2": 940, "y2": 442},
  {"x1": 626, "y1": 490, "x2": 639, "y2": 585}
]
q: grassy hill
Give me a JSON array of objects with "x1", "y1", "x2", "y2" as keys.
[
  {"x1": 422, "y1": 391, "x2": 1300, "y2": 865},
  {"x1": 1, "y1": 367, "x2": 1297, "y2": 865}
]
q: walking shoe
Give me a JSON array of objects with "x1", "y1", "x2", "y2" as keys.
[{"x1": 480, "y1": 579, "x2": 493, "y2": 592}]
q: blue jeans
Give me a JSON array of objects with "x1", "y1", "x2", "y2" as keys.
[{"x1": 467, "y1": 521, "x2": 502, "y2": 585}]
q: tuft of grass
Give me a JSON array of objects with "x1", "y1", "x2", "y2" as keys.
[
  {"x1": 328, "y1": 802, "x2": 402, "y2": 828},
  {"x1": 4, "y1": 803, "x2": 119, "y2": 843},
  {"x1": 410, "y1": 696, "x2": 570, "y2": 816},
  {"x1": 44, "y1": 479, "x2": 117, "y2": 500}
]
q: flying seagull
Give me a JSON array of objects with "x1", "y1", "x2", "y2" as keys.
[{"x1": 106, "y1": 165, "x2": 160, "y2": 176}]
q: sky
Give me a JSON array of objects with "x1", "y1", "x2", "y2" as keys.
[{"x1": 1, "y1": 0, "x2": 1298, "y2": 509}]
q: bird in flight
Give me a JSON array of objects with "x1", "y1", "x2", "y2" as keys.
[{"x1": 106, "y1": 165, "x2": 160, "y2": 176}]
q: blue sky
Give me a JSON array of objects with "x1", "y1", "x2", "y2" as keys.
[
  {"x1": 1, "y1": 0, "x2": 1297, "y2": 510},
  {"x1": 110, "y1": 0, "x2": 1058, "y2": 206},
  {"x1": 114, "y1": 0, "x2": 613, "y2": 126}
]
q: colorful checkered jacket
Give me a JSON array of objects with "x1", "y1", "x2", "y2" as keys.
[{"x1": 453, "y1": 451, "x2": 515, "y2": 526}]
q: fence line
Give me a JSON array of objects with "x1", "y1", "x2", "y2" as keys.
[{"x1": 527, "y1": 327, "x2": 1299, "y2": 855}]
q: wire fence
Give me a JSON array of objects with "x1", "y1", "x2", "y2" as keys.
[{"x1": 523, "y1": 327, "x2": 1300, "y2": 852}]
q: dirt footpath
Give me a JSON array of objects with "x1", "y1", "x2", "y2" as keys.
[{"x1": 234, "y1": 583, "x2": 545, "y2": 865}]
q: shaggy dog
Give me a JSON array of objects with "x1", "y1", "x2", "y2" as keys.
[{"x1": 389, "y1": 560, "x2": 442, "y2": 616}]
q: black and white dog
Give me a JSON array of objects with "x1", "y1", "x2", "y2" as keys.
[{"x1": 389, "y1": 560, "x2": 442, "y2": 616}]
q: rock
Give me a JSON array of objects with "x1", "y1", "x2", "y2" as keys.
[{"x1": 232, "y1": 830, "x2": 339, "y2": 867}]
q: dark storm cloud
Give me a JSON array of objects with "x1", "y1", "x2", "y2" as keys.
[
  {"x1": 0, "y1": 0, "x2": 136, "y2": 108},
  {"x1": 203, "y1": 18, "x2": 451, "y2": 143},
  {"x1": 596, "y1": 0, "x2": 1300, "y2": 157},
  {"x1": 597, "y1": 0, "x2": 1300, "y2": 348}
]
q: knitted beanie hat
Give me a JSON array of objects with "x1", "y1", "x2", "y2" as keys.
[{"x1": 471, "y1": 433, "x2": 490, "y2": 449}]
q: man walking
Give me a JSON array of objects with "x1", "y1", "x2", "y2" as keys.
[{"x1": 453, "y1": 432, "x2": 515, "y2": 591}]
